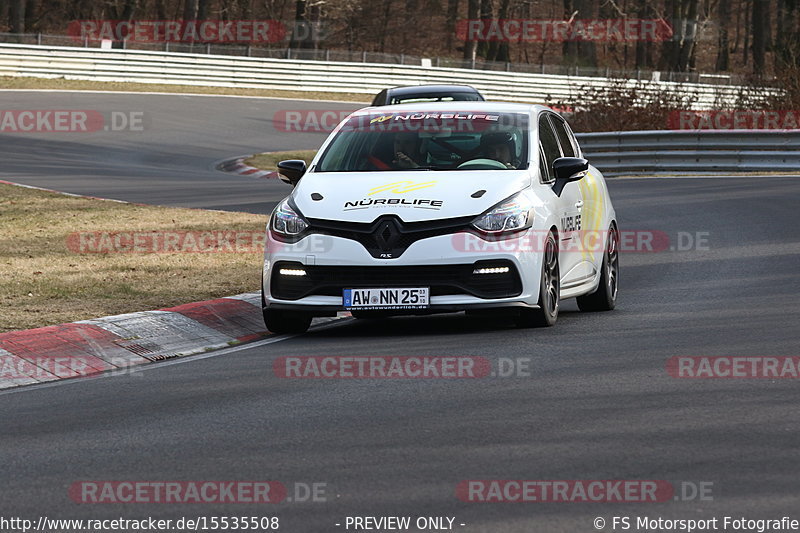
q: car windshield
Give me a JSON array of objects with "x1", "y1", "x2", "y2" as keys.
[
  {"x1": 315, "y1": 111, "x2": 529, "y2": 172},
  {"x1": 391, "y1": 92, "x2": 483, "y2": 104}
]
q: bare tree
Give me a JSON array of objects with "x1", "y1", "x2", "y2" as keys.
[
  {"x1": 462, "y1": 0, "x2": 478, "y2": 60},
  {"x1": 445, "y1": 0, "x2": 460, "y2": 50},
  {"x1": 183, "y1": 0, "x2": 198, "y2": 20},
  {"x1": 562, "y1": 0, "x2": 598, "y2": 68},
  {"x1": 715, "y1": 0, "x2": 731, "y2": 71},
  {"x1": 752, "y1": 0, "x2": 768, "y2": 74},
  {"x1": 9, "y1": 0, "x2": 24, "y2": 33}
]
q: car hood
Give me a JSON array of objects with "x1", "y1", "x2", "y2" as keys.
[{"x1": 291, "y1": 171, "x2": 531, "y2": 223}]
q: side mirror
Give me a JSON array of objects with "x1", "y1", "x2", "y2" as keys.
[
  {"x1": 552, "y1": 157, "x2": 588, "y2": 196},
  {"x1": 277, "y1": 160, "x2": 307, "y2": 186}
]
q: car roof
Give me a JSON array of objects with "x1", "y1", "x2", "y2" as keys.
[
  {"x1": 354, "y1": 101, "x2": 551, "y2": 115},
  {"x1": 386, "y1": 84, "x2": 481, "y2": 96}
]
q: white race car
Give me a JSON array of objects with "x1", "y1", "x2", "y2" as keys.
[{"x1": 261, "y1": 103, "x2": 618, "y2": 333}]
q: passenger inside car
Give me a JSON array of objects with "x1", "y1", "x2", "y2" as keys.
[
  {"x1": 367, "y1": 132, "x2": 423, "y2": 170},
  {"x1": 480, "y1": 131, "x2": 520, "y2": 169}
]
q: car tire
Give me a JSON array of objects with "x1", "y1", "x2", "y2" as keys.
[
  {"x1": 517, "y1": 230, "x2": 559, "y2": 328},
  {"x1": 261, "y1": 286, "x2": 311, "y2": 334},
  {"x1": 577, "y1": 224, "x2": 619, "y2": 312},
  {"x1": 262, "y1": 308, "x2": 311, "y2": 334}
]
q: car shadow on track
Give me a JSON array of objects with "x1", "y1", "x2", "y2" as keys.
[{"x1": 307, "y1": 304, "x2": 584, "y2": 339}]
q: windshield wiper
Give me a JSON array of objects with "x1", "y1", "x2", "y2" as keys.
[{"x1": 407, "y1": 165, "x2": 452, "y2": 171}]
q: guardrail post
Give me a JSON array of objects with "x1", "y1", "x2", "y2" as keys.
[
  {"x1": 246, "y1": 45, "x2": 251, "y2": 57},
  {"x1": 37, "y1": 33, "x2": 41, "y2": 46},
  {"x1": 83, "y1": 36, "x2": 88, "y2": 48},
  {"x1": 206, "y1": 43, "x2": 211, "y2": 54},
  {"x1": 362, "y1": 50, "x2": 367, "y2": 62},
  {"x1": 287, "y1": 48, "x2": 291, "y2": 59},
  {"x1": 506, "y1": 61, "x2": 510, "y2": 71},
  {"x1": 325, "y1": 49, "x2": 330, "y2": 61}
]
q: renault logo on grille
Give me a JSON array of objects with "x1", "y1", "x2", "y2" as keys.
[{"x1": 374, "y1": 218, "x2": 401, "y2": 251}]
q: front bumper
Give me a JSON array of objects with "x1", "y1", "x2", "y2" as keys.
[{"x1": 262, "y1": 229, "x2": 543, "y2": 316}]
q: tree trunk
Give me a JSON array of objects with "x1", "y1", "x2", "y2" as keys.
[
  {"x1": 0, "y1": 0, "x2": 7, "y2": 30},
  {"x1": 462, "y1": 0, "x2": 479, "y2": 61},
  {"x1": 197, "y1": 0, "x2": 209, "y2": 20},
  {"x1": 183, "y1": 0, "x2": 199, "y2": 20},
  {"x1": 445, "y1": 0, "x2": 460, "y2": 51},
  {"x1": 635, "y1": 0, "x2": 652, "y2": 69},
  {"x1": 154, "y1": 0, "x2": 166, "y2": 20},
  {"x1": 676, "y1": 0, "x2": 698, "y2": 71},
  {"x1": 715, "y1": 0, "x2": 731, "y2": 71},
  {"x1": 9, "y1": 0, "x2": 24, "y2": 33},
  {"x1": 562, "y1": 0, "x2": 598, "y2": 68},
  {"x1": 659, "y1": 0, "x2": 679, "y2": 70},
  {"x1": 752, "y1": 0, "x2": 768, "y2": 75},
  {"x1": 476, "y1": 0, "x2": 492, "y2": 58}
]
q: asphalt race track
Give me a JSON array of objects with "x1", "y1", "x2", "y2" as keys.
[
  {"x1": 2, "y1": 92, "x2": 800, "y2": 532},
  {"x1": 0, "y1": 91, "x2": 361, "y2": 213}
]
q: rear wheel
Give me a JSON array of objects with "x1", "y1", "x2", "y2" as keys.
[
  {"x1": 517, "y1": 231, "x2": 559, "y2": 328},
  {"x1": 577, "y1": 225, "x2": 619, "y2": 312}
]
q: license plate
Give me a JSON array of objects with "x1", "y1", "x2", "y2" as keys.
[{"x1": 343, "y1": 287, "x2": 429, "y2": 310}]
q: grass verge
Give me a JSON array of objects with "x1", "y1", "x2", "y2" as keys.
[
  {"x1": 244, "y1": 150, "x2": 318, "y2": 170},
  {"x1": 0, "y1": 183, "x2": 267, "y2": 333},
  {"x1": 0, "y1": 76, "x2": 371, "y2": 102}
]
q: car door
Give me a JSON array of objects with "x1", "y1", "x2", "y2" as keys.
[
  {"x1": 549, "y1": 114, "x2": 597, "y2": 284},
  {"x1": 538, "y1": 113, "x2": 584, "y2": 286}
]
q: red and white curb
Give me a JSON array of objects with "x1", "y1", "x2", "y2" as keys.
[
  {"x1": 0, "y1": 292, "x2": 346, "y2": 390},
  {"x1": 217, "y1": 157, "x2": 278, "y2": 180}
]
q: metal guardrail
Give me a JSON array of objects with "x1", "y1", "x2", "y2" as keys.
[
  {"x1": 0, "y1": 42, "x2": 762, "y2": 108},
  {"x1": 0, "y1": 31, "x2": 749, "y2": 85},
  {"x1": 577, "y1": 130, "x2": 800, "y2": 174}
]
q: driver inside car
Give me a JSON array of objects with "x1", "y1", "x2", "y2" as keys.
[{"x1": 480, "y1": 131, "x2": 520, "y2": 169}]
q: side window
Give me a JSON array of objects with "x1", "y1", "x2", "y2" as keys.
[
  {"x1": 538, "y1": 115, "x2": 561, "y2": 182},
  {"x1": 550, "y1": 115, "x2": 576, "y2": 158},
  {"x1": 563, "y1": 120, "x2": 582, "y2": 157}
]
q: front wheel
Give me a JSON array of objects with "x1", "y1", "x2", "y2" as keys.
[
  {"x1": 263, "y1": 308, "x2": 312, "y2": 334},
  {"x1": 517, "y1": 231, "x2": 559, "y2": 328},
  {"x1": 577, "y1": 225, "x2": 619, "y2": 312}
]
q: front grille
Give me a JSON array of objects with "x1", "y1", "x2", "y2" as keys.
[
  {"x1": 271, "y1": 260, "x2": 522, "y2": 301},
  {"x1": 307, "y1": 214, "x2": 473, "y2": 259}
]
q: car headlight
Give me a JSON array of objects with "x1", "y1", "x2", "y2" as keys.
[
  {"x1": 472, "y1": 193, "x2": 533, "y2": 235},
  {"x1": 271, "y1": 199, "x2": 309, "y2": 237}
]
